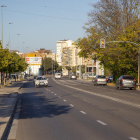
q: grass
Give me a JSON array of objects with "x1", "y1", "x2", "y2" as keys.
[{"x1": 107, "y1": 83, "x2": 116, "y2": 86}]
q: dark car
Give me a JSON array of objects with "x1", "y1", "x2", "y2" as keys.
[
  {"x1": 116, "y1": 75, "x2": 136, "y2": 90},
  {"x1": 107, "y1": 75, "x2": 113, "y2": 83}
]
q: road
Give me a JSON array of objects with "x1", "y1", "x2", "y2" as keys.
[{"x1": 16, "y1": 76, "x2": 140, "y2": 140}]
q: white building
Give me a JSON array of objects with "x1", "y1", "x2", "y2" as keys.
[{"x1": 56, "y1": 40, "x2": 74, "y2": 66}]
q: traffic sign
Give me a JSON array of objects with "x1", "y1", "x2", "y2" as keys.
[{"x1": 91, "y1": 69, "x2": 94, "y2": 72}]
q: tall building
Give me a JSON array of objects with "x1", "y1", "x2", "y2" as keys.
[{"x1": 56, "y1": 40, "x2": 74, "y2": 66}]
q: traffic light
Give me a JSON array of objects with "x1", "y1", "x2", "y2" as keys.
[{"x1": 100, "y1": 39, "x2": 105, "y2": 48}]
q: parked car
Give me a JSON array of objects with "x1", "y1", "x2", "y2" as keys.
[
  {"x1": 69, "y1": 74, "x2": 77, "y2": 80},
  {"x1": 35, "y1": 76, "x2": 48, "y2": 88},
  {"x1": 93, "y1": 75, "x2": 107, "y2": 86},
  {"x1": 33, "y1": 76, "x2": 37, "y2": 85},
  {"x1": 107, "y1": 75, "x2": 113, "y2": 83},
  {"x1": 116, "y1": 75, "x2": 136, "y2": 90},
  {"x1": 55, "y1": 73, "x2": 61, "y2": 79}
]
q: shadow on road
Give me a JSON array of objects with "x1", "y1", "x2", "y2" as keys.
[{"x1": 19, "y1": 91, "x2": 71, "y2": 119}]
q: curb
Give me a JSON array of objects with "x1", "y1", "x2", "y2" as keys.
[
  {"x1": 1, "y1": 81, "x2": 26, "y2": 140},
  {"x1": 1, "y1": 99, "x2": 17, "y2": 140}
]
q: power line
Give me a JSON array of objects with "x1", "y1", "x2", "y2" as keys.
[
  {"x1": 2, "y1": 0, "x2": 85, "y2": 13},
  {"x1": 4, "y1": 9, "x2": 84, "y2": 21}
]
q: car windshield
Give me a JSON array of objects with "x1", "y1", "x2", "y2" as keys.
[
  {"x1": 37, "y1": 77, "x2": 46, "y2": 80},
  {"x1": 123, "y1": 76, "x2": 134, "y2": 80},
  {"x1": 98, "y1": 75, "x2": 106, "y2": 78}
]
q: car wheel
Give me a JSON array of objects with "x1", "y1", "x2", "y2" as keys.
[{"x1": 46, "y1": 85, "x2": 48, "y2": 87}]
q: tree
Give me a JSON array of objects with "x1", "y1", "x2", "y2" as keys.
[
  {"x1": 76, "y1": 0, "x2": 140, "y2": 81},
  {"x1": 42, "y1": 57, "x2": 59, "y2": 71}
]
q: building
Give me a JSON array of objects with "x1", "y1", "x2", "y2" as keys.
[
  {"x1": 23, "y1": 48, "x2": 56, "y2": 75},
  {"x1": 56, "y1": 40, "x2": 74, "y2": 66}
]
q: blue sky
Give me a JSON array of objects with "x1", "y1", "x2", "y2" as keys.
[{"x1": 1, "y1": 0, "x2": 99, "y2": 53}]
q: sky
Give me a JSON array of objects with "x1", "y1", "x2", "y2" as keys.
[{"x1": 0, "y1": 0, "x2": 99, "y2": 53}]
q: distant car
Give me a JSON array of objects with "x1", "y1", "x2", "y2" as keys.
[
  {"x1": 35, "y1": 76, "x2": 48, "y2": 88},
  {"x1": 69, "y1": 74, "x2": 77, "y2": 80},
  {"x1": 107, "y1": 75, "x2": 113, "y2": 83},
  {"x1": 93, "y1": 75, "x2": 107, "y2": 86},
  {"x1": 116, "y1": 75, "x2": 136, "y2": 90},
  {"x1": 33, "y1": 76, "x2": 37, "y2": 85},
  {"x1": 88, "y1": 73, "x2": 96, "y2": 78},
  {"x1": 55, "y1": 73, "x2": 61, "y2": 79}
]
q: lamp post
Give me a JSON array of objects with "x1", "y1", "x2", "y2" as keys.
[
  {"x1": 52, "y1": 50, "x2": 53, "y2": 76},
  {"x1": 23, "y1": 42, "x2": 25, "y2": 58},
  {"x1": 9, "y1": 23, "x2": 13, "y2": 50},
  {"x1": 92, "y1": 53, "x2": 93, "y2": 82},
  {"x1": 17, "y1": 34, "x2": 21, "y2": 52},
  {"x1": 1, "y1": 5, "x2": 7, "y2": 48},
  {"x1": 44, "y1": 54, "x2": 46, "y2": 75}
]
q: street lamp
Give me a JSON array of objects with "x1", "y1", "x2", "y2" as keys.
[
  {"x1": 23, "y1": 42, "x2": 25, "y2": 57},
  {"x1": 52, "y1": 50, "x2": 53, "y2": 76},
  {"x1": 9, "y1": 23, "x2": 13, "y2": 50},
  {"x1": 1, "y1": 5, "x2": 7, "y2": 48},
  {"x1": 17, "y1": 34, "x2": 21, "y2": 52}
]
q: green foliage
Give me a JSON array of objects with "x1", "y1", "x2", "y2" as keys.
[
  {"x1": 42, "y1": 57, "x2": 59, "y2": 71},
  {"x1": 0, "y1": 49, "x2": 28, "y2": 73},
  {"x1": 76, "y1": 20, "x2": 140, "y2": 82},
  {"x1": 65, "y1": 66, "x2": 71, "y2": 70},
  {"x1": 56, "y1": 66, "x2": 62, "y2": 71}
]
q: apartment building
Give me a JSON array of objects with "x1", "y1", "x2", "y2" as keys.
[{"x1": 56, "y1": 40, "x2": 74, "y2": 66}]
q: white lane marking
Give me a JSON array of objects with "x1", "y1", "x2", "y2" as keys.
[
  {"x1": 70, "y1": 104, "x2": 74, "y2": 107},
  {"x1": 54, "y1": 94, "x2": 57, "y2": 95},
  {"x1": 53, "y1": 78, "x2": 140, "y2": 109},
  {"x1": 63, "y1": 100, "x2": 66, "y2": 102},
  {"x1": 129, "y1": 137, "x2": 138, "y2": 140},
  {"x1": 97, "y1": 120, "x2": 107, "y2": 125},
  {"x1": 58, "y1": 96, "x2": 61, "y2": 98},
  {"x1": 51, "y1": 92, "x2": 53, "y2": 93},
  {"x1": 80, "y1": 111, "x2": 86, "y2": 114}
]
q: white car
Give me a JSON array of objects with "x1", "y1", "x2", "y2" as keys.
[
  {"x1": 35, "y1": 76, "x2": 48, "y2": 88},
  {"x1": 55, "y1": 73, "x2": 61, "y2": 79}
]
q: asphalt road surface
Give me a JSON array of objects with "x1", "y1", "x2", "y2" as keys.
[{"x1": 16, "y1": 76, "x2": 140, "y2": 140}]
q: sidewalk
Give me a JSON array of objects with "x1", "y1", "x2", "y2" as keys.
[{"x1": 0, "y1": 80, "x2": 27, "y2": 140}]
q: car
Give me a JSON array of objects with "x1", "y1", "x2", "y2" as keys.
[
  {"x1": 88, "y1": 73, "x2": 96, "y2": 78},
  {"x1": 33, "y1": 76, "x2": 38, "y2": 85},
  {"x1": 35, "y1": 76, "x2": 48, "y2": 88},
  {"x1": 69, "y1": 74, "x2": 77, "y2": 80},
  {"x1": 55, "y1": 73, "x2": 61, "y2": 79},
  {"x1": 93, "y1": 75, "x2": 107, "y2": 86},
  {"x1": 107, "y1": 75, "x2": 113, "y2": 83},
  {"x1": 116, "y1": 75, "x2": 136, "y2": 90}
]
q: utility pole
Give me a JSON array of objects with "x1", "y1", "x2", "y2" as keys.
[{"x1": 52, "y1": 50, "x2": 53, "y2": 76}]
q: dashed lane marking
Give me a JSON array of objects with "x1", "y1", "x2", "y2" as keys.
[
  {"x1": 52, "y1": 78, "x2": 140, "y2": 109},
  {"x1": 63, "y1": 100, "x2": 67, "y2": 102},
  {"x1": 54, "y1": 94, "x2": 57, "y2": 95},
  {"x1": 58, "y1": 96, "x2": 61, "y2": 98},
  {"x1": 80, "y1": 111, "x2": 86, "y2": 114},
  {"x1": 70, "y1": 104, "x2": 74, "y2": 107},
  {"x1": 51, "y1": 92, "x2": 53, "y2": 93},
  {"x1": 97, "y1": 120, "x2": 107, "y2": 125},
  {"x1": 129, "y1": 137, "x2": 138, "y2": 140}
]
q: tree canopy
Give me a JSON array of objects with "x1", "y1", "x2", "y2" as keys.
[
  {"x1": 76, "y1": 0, "x2": 140, "y2": 81},
  {"x1": 0, "y1": 48, "x2": 28, "y2": 73},
  {"x1": 42, "y1": 57, "x2": 59, "y2": 71}
]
